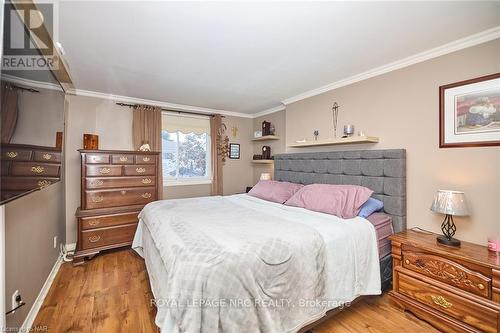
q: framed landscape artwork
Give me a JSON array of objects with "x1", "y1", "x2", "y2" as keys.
[{"x1": 440, "y1": 73, "x2": 500, "y2": 148}]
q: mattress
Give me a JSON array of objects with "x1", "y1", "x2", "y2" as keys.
[
  {"x1": 365, "y1": 212, "x2": 394, "y2": 259},
  {"x1": 133, "y1": 194, "x2": 382, "y2": 332}
]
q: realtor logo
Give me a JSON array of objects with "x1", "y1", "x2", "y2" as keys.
[{"x1": 2, "y1": 1, "x2": 58, "y2": 70}]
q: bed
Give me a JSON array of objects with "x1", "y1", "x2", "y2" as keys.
[{"x1": 132, "y1": 149, "x2": 406, "y2": 333}]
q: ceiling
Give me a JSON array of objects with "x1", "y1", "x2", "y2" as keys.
[{"x1": 58, "y1": 1, "x2": 500, "y2": 114}]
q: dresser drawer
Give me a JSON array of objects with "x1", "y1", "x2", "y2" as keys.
[
  {"x1": 402, "y1": 251, "x2": 491, "y2": 299},
  {"x1": 80, "y1": 223, "x2": 137, "y2": 250},
  {"x1": 11, "y1": 162, "x2": 60, "y2": 177},
  {"x1": 85, "y1": 153, "x2": 110, "y2": 164},
  {"x1": 398, "y1": 272, "x2": 499, "y2": 333},
  {"x1": 135, "y1": 155, "x2": 155, "y2": 164},
  {"x1": 85, "y1": 176, "x2": 156, "y2": 189},
  {"x1": 2, "y1": 149, "x2": 32, "y2": 161},
  {"x1": 1, "y1": 177, "x2": 59, "y2": 190},
  {"x1": 80, "y1": 211, "x2": 139, "y2": 230},
  {"x1": 123, "y1": 164, "x2": 155, "y2": 176},
  {"x1": 86, "y1": 165, "x2": 122, "y2": 177},
  {"x1": 33, "y1": 151, "x2": 62, "y2": 163},
  {"x1": 111, "y1": 154, "x2": 134, "y2": 164},
  {"x1": 84, "y1": 187, "x2": 156, "y2": 209}
]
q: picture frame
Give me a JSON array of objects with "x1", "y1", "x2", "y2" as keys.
[
  {"x1": 228, "y1": 143, "x2": 240, "y2": 159},
  {"x1": 439, "y1": 73, "x2": 500, "y2": 148}
]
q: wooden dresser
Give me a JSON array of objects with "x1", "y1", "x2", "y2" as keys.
[
  {"x1": 389, "y1": 230, "x2": 500, "y2": 333},
  {"x1": 74, "y1": 149, "x2": 161, "y2": 265},
  {"x1": 1, "y1": 143, "x2": 62, "y2": 201}
]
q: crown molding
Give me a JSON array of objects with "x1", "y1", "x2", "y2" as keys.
[
  {"x1": 1, "y1": 74, "x2": 63, "y2": 92},
  {"x1": 252, "y1": 104, "x2": 286, "y2": 118},
  {"x1": 282, "y1": 26, "x2": 500, "y2": 105},
  {"x1": 67, "y1": 88, "x2": 254, "y2": 118}
]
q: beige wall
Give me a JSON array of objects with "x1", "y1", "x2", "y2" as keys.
[
  {"x1": 286, "y1": 39, "x2": 500, "y2": 245},
  {"x1": 10, "y1": 87, "x2": 65, "y2": 147},
  {"x1": 5, "y1": 159, "x2": 65, "y2": 328},
  {"x1": 252, "y1": 111, "x2": 286, "y2": 184},
  {"x1": 64, "y1": 95, "x2": 255, "y2": 243}
]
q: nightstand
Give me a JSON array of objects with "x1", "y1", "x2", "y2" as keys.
[{"x1": 389, "y1": 230, "x2": 500, "y2": 333}]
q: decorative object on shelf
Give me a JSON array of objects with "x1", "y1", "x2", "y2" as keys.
[
  {"x1": 332, "y1": 102, "x2": 339, "y2": 138},
  {"x1": 252, "y1": 154, "x2": 262, "y2": 160},
  {"x1": 229, "y1": 143, "x2": 240, "y2": 159},
  {"x1": 254, "y1": 130, "x2": 262, "y2": 138},
  {"x1": 262, "y1": 121, "x2": 271, "y2": 136},
  {"x1": 343, "y1": 125, "x2": 355, "y2": 137},
  {"x1": 216, "y1": 123, "x2": 230, "y2": 163},
  {"x1": 83, "y1": 134, "x2": 99, "y2": 150},
  {"x1": 358, "y1": 131, "x2": 365, "y2": 136},
  {"x1": 260, "y1": 173, "x2": 272, "y2": 181},
  {"x1": 313, "y1": 130, "x2": 319, "y2": 141},
  {"x1": 488, "y1": 236, "x2": 500, "y2": 253},
  {"x1": 139, "y1": 142, "x2": 151, "y2": 151},
  {"x1": 270, "y1": 124, "x2": 276, "y2": 135},
  {"x1": 262, "y1": 146, "x2": 271, "y2": 160},
  {"x1": 231, "y1": 126, "x2": 238, "y2": 137},
  {"x1": 430, "y1": 190, "x2": 469, "y2": 247},
  {"x1": 440, "y1": 73, "x2": 500, "y2": 148}
]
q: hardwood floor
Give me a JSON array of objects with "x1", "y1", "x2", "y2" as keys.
[{"x1": 33, "y1": 249, "x2": 439, "y2": 333}]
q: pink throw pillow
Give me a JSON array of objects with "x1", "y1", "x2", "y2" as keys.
[
  {"x1": 248, "y1": 180, "x2": 304, "y2": 204},
  {"x1": 284, "y1": 184, "x2": 373, "y2": 219}
]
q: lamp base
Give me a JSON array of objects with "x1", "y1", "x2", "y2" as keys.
[{"x1": 437, "y1": 235, "x2": 461, "y2": 247}]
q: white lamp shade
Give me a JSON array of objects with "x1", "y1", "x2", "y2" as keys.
[
  {"x1": 430, "y1": 190, "x2": 469, "y2": 216},
  {"x1": 260, "y1": 173, "x2": 272, "y2": 181}
]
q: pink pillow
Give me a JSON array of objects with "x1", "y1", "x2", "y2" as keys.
[
  {"x1": 284, "y1": 184, "x2": 373, "y2": 219},
  {"x1": 248, "y1": 180, "x2": 304, "y2": 204}
]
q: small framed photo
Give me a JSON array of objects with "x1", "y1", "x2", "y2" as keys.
[
  {"x1": 229, "y1": 143, "x2": 240, "y2": 159},
  {"x1": 440, "y1": 73, "x2": 500, "y2": 148}
]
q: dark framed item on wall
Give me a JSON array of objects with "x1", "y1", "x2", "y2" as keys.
[
  {"x1": 439, "y1": 73, "x2": 500, "y2": 148},
  {"x1": 229, "y1": 143, "x2": 240, "y2": 159}
]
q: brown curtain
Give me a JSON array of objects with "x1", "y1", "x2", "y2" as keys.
[
  {"x1": 210, "y1": 114, "x2": 223, "y2": 195},
  {"x1": 132, "y1": 104, "x2": 163, "y2": 199},
  {"x1": 1, "y1": 82, "x2": 19, "y2": 143}
]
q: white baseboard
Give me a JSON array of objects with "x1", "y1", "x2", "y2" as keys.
[
  {"x1": 65, "y1": 243, "x2": 76, "y2": 252},
  {"x1": 20, "y1": 255, "x2": 63, "y2": 331}
]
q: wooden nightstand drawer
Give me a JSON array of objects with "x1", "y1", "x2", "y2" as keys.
[
  {"x1": 81, "y1": 212, "x2": 139, "y2": 230},
  {"x1": 80, "y1": 223, "x2": 137, "y2": 250},
  {"x1": 402, "y1": 251, "x2": 491, "y2": 299},
  {"x1": 398, "y1": 272, "x2": 499, "y2": 333}
]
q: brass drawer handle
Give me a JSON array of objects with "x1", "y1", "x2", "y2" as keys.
[
  {"x1": 99, "y1": 167, "x2": 110, "y2": 174},
  {"x1": 477, "y1": 283, "x2": 485, "y2": 290},
  {"x1": 136, "y1": 167, "x2": 146, "y2": 174},
  {"x1": 91, "y1": 195, "x2": 104, "y2": 203},
  {"x1": 119, "y1": 156, "x2": 128, "y2": 162},
  {"x1": 141, "y1": 178, "x2": 152, "y2": 184},
  {"x1": 31, "y1": 166, "x2": 45, "y2": 174},
  {"x1": 91, "y1": 180, "x2": 104, "y2": 187},
  {"x1": 121, "y1": 190, "x2": 127, "y2": 195},
  {"x1": 38, "y1": 180, "x2": 52, "y2": 188},
  {"x1": 431, "y1": 295, "x2": 452, "y2": 309},
  {"x1": 142, "y1": 157, "x2": 150, "y2": 162},
  {"x1": 405, "y1": 259, "x2": 410, "y2": 265},
  {"x1": 88, "y1": 235, "x2": 101, "y2": 243},
  {"x1": 141, "y1": 193, "x2": 152, "y2": 199},
  {"x1": 6, "y1": 151, "x2": 18, "y2": 158},
  {"x1": 88, "y1": 219, "x2": 100, "y2": 226},
  {"x1": 42, "y1": 153, "x2": 52, "y2": 160}
]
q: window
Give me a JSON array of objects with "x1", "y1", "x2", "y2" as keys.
[{"x1": 162, "y1": 112, "x2": 211, "y2": 185}]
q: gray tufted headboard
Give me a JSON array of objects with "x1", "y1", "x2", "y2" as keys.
[{"x1": 274, "y1": 149, "x2": 406, "y2": 233}]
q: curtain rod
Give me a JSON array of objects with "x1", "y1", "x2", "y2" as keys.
[{"x1": 115, "y1": 102, "x2": 225, "y2": 118}]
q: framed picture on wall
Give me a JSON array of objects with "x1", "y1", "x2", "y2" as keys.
[
  {"x1": 229, "y1": 143, "x2": 240, "y2": 159},
  {"x1": 440, "y1": 73, "x2": 500, "y2": 148}
]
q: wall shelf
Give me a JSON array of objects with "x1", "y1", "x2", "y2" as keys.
[
  {"x1": 288, "y1": 136, "x2": 379, "y2": 148},
  {"x1": 251, "y1": 160, "x2": 274, "y2": 164},
  {"x1": 251, "y1": 135, "x2": 280, "y2": 141}
]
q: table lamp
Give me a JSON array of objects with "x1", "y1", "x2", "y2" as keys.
[
  {"x1": 260, "y1": 173, "x2": 272, "y2": 181},
  {"x1": 430, "y1": 190, "x2": 469, "y2": 247}
]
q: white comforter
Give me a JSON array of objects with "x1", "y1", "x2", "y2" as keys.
[{"x1": 133, "y1": 194, "x2": 381, "y2": 333}]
